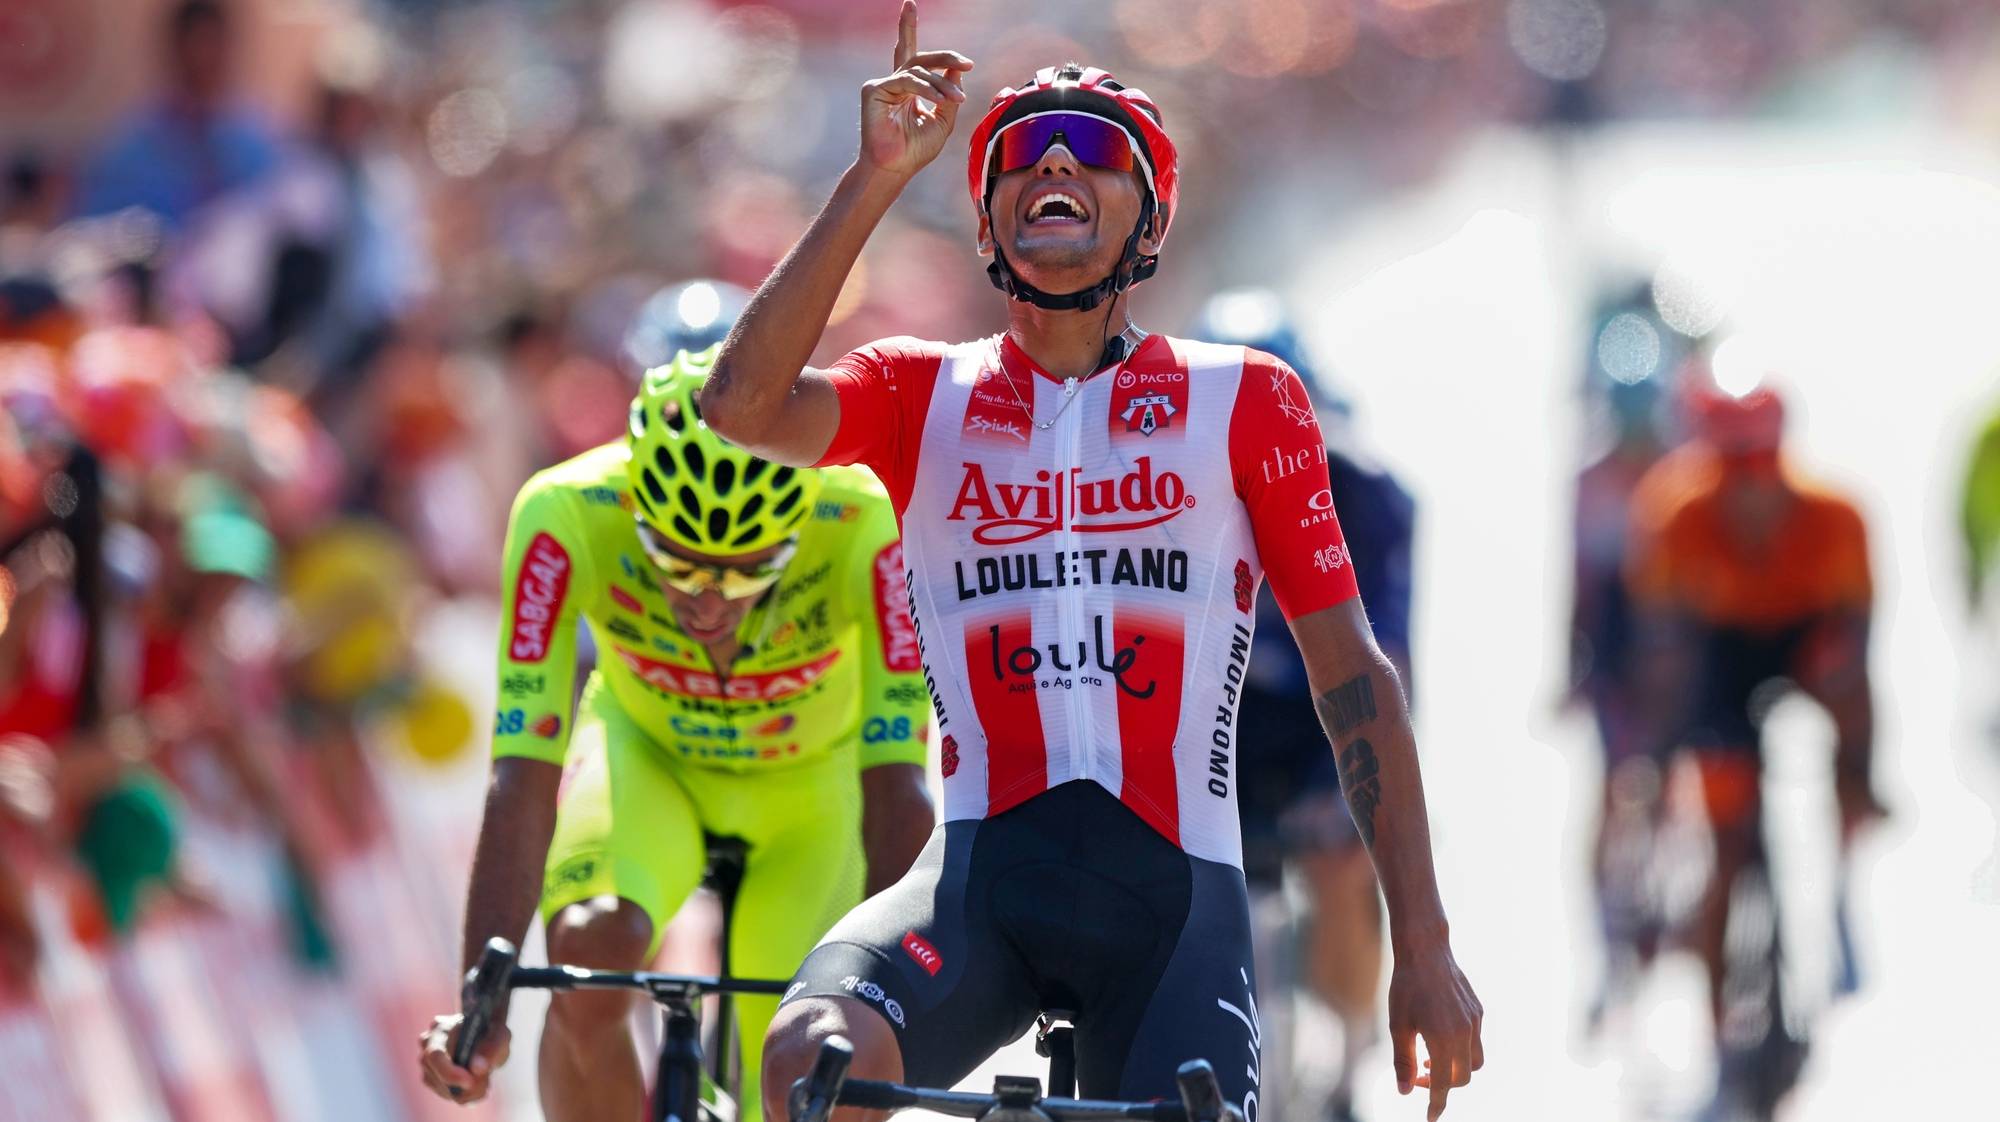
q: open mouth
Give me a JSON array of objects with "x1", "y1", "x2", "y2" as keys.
[{"x1": 1025, "y1": 190, "x2": 1091, "y2": 226}]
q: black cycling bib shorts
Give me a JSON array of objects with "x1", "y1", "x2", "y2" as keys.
[{"x1": 782, "y1": 780, "x2": 1265, "y2": 1118}]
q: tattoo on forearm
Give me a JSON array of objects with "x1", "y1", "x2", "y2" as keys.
[
  {"x1": 1316, "y1": 673, "x2": 1378, "y2": 735},
  {"x1": 1337, "y1": 738, "x2": 1383, "y2": 848}
]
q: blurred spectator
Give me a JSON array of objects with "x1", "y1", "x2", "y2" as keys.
[
  {"x1": 1961, "y1": 393, "x2": 2000, "y2": 612},
  {"x1": 73, "y1": 0, "x2": 281, "y2": 231},
  {"x1": 1197, "y1": 289, "x2": 1417, "y2": 1122},
  {"x1": 178, "y1": 35, "x2": 433, "y2": 414}
]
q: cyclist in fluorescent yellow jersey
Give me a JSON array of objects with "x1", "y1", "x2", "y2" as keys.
[
  {"x1": 418, "y1": 343, "x2": 933, "y2": 1122},
  {"x1": 1963, "y1": 397, "x2": 2000, "y2": 612}
]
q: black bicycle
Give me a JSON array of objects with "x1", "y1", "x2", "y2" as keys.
[{"x1": 457, "y1": 939, "x2": 1245, "y2": 1122}]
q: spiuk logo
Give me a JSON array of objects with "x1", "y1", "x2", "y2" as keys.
[
  {"x1": 940, "y1": 734, "x2": 960, "y2": 778},
  {"x1": 1234, "y1": 559, "x2": 1254, "y2": 613}
]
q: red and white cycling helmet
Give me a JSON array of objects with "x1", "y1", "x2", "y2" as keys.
[
  {"x1": 964, "y1": 64, "x2": 1181, "y2": 311},
  {"x1": 1684, "y1": 370, "x2": 1786, "y2": 455}
]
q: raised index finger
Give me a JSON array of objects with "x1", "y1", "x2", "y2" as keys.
[{"x1": 894, "y1": 0, "x2": 917, "y2": 70}]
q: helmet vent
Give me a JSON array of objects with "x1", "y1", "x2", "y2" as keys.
[
  {"x1": 672, "y1": 514, "x2": 700, "y2": 542},
  {"x1": 683, "y1": 442, "x2": 707, "y2": 482},
  {"x1": 677, "y1": 485, "x2": 705, "y2": 524},
  {"x1": 772, "y1": 486, "x2": 802, "y2": 518},
  {"x1": 707, "y1": 508, "x2": 730, "y2": 543},
  {"x1": 712, "y1": 459, "x2": 736, "y2": 497},
  {"x1": 653, "y1": 446, "x2": 677, "y2": 479},
  {"x1": 738, "y1": 493, "x2": 764, "y2": 523},
  {"x1": 742, "y1": 458, "x2": 768, "y2": 486},
  {"x1": 663, "y1": 402, "x2": 686, "y2": 433},
  {"x1": 729, "y1": 523, "x2": 761, "y2": 548},
  {"x1": 771, "y1": 466, "x2": 795, "y2": 491},
  {"x1": 643, "y1": 470, "x2": 668, "y2": 509}
]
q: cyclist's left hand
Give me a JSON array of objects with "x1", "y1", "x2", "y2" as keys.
[
  {"x1": 418, "y1": 1012, "x2": 511, "y2": 1103},
  {"x1": 1387, "y1": 940, "x2": 1483, "y2": 1120}
]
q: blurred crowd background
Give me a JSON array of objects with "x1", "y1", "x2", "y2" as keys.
[{"x1": 4, "y1": 0, "x2": 2000, "y2": 1120}]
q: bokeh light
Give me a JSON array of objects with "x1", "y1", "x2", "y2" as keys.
[
  {"x1": 504, "y1": 65, "x2": 582, "y2": 157},
  {"x1": 716, "y1": 5, "x2": 804, "y2": 103},
  {"x1": 1709, "y1": 333, "x2": 1774, "y2": 398},
  {"x1": 1381, "y1": 0, "x2": 1485, "y2": 62},
  {"x1": 427, "y1": 88, "x2": 509, "y2": 177},
  {"x1": 1596, "y1": 311, "x2": 1663, "y2": 384},
  {"x1": 1225, "y1": 0, "x2": 1314, "y2": 79},
  {"x1": 1114, "y1": 0, "x2": 1230, "y2": 71},
  {"x1": 603, "y1": 0, "x2": 734, "y2": 123},
  {"x1": 1507, "y1": 0, "x2": 1609, "y2": 81},
  {"x1": 1650, "y1": 251, "x2": 1741, "y2": 339},
  {"x1": 1292, "y1": 1, "x2": 1362, "y2": 75}
]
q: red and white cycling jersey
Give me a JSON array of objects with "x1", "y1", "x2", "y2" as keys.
[{"x1": 818, "y1": 333, "x2": 1359, "y2": 867}]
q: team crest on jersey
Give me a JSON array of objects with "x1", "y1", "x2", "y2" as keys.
[{"x1": 1109, "y1": 366, "x2": 1189, "y2": 439}]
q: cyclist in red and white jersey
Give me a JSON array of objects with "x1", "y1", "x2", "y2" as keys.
[{"x1": 702, "y1": 6, "x2": 1483, "y2": 1118}]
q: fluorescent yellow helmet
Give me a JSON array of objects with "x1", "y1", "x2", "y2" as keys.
[{"x1": 626, "y1": 345, "x2": 821, "y2": 554}]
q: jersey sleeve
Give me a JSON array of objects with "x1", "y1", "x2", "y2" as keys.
[
  {"x1": 1623, "y1": 450, "x2": 1706, "y2": 609},
  {"x1": 1228, "y1": 350, "x2": 1361, "y2": 620},
  {"x1": 847, "y1": 489, "x2": 930, "y2": 769},
  {"x1": 1821, "y1": 499, "x2": 1874, "y2": 611},
  {"x1": 814, "y1": 337, "x2": 946, "y2": 513},
  {"x1": 492, "y1": 480, "x2": 594, "y2": 765}
]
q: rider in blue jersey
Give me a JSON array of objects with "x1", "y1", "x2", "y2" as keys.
[{"x1": 1197, "y1": 289, "x2": 1416, "y2": 1122}]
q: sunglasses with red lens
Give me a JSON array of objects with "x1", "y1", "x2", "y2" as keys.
[{"x1": 990, "y1": 112, "x2": 1140, "y2": 177}]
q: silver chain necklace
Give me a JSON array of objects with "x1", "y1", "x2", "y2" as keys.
[{"x1": 997, "y1": 327, "x2": 1146, "y2": 432}]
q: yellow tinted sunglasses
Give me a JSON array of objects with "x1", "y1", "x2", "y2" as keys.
[{"x1": 636, "y1": 520, "x2": 795, "y2": 599}]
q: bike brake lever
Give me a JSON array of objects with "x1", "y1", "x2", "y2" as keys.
[
  {"x1": 787, "y1": 1035, "x2": 853, "y2": 1122},
  {"x1": 454, "y1": 937, "x2": 518, "y2": 1068},
  {"x1": 1172, "y1": 1059, "x2": 1228, "y2": 1122}
]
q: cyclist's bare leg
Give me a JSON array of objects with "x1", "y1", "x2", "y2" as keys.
[
  {"x1": 762, "y1": 995, "x2": 903, "y2": 1122},
  {"x1": 1691, "y1": 789, "x2": 1760, "y2": 1030},
  {"x1": 540, "y1": 897, "x2": 655, "y2": 1122},
  {"x1": 1298, "y1": 842, "x2": 1383, "y2": 1104}
]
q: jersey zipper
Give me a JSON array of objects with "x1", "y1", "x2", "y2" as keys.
[{"x1": 1057, "y1": 373, "x2": 1087, "y2": 786}]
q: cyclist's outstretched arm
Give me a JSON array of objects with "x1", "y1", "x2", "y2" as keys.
[
  {"x1": 419, "y1": 483, "x2": 593, "y2": 1103},
  {"x1": 1289, "y1": 601, "x2": 1483, "y2": 1122},
  {"x1": 702, "y1": 0, "x2": 971, "y2": 466}
]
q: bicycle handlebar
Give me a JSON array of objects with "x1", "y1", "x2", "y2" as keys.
[
  {"x1": 791, "y1": 1039, "x2": 1246, "y2": 1121},
  {"x1": 451, "y1": 937, "x2": 792, "y2": 1068},
  {"x1": 503, "y1": 963, "x2": 793, "y2": 997}
]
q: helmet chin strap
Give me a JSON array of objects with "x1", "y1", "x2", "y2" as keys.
[{"x1": 986, "y1": 196, "x2": 1158, "y2": 312}]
